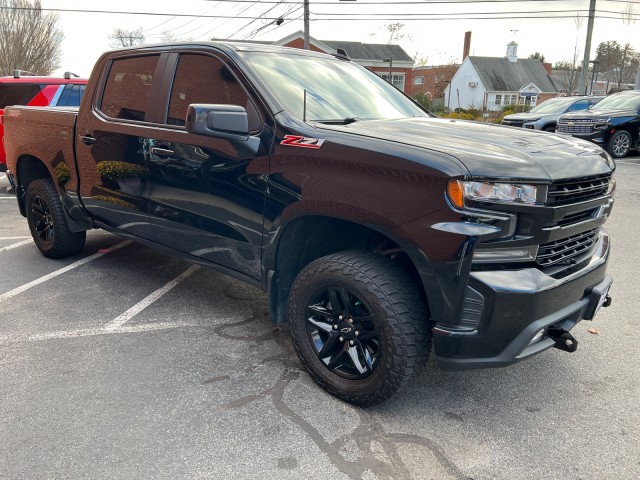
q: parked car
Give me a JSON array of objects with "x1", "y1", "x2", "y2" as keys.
[
  {"x1": 501, "y1": 96, "x2": 604, "y2": 131},
  {"x1": 556, "y1": 90, "x2": 640, "y2": 158},
  {"x1": 0, "y1": 71, "x2": 87, "y2": 172}
]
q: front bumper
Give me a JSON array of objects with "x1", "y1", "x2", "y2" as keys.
[
  {"x1": 434, "y1": 230, "x2": 611, "y2": 370},
  {"x1": 558, "y1": 130, "x2": 607, "y2": 146}
]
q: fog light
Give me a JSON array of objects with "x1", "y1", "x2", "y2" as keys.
[
  {"x1": 529, "y1": 328, "x2": 545, "y2": 345},
  {"x1": 473, "y1": 245, "x2": 538, "y2": 263}
]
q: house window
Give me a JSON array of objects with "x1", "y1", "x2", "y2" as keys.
[
  {"x1": 509, "y1": 94, "x2": 518, "y2": 105},
  {"x1": 495, "y1": 94, "x2": 502, "y2": 106},
  {"x1": 379, "y1": 73, "x2": 405, "y2": 91},
  {"x1": 414, "y1": 76, "x2": 425, "y2": 85}
]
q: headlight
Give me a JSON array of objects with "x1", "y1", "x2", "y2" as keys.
[
  {"x1": 523, "y1": 117, "x2": 542, "y2": 123},
  {"x1": 447, "y1": 180, "x2": 543, "y2": 208},
  {"x1": 593, "y1": 119, "x2": 610, "y2": 130}
]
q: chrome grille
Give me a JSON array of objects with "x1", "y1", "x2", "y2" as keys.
[
  {"x1": 547, "y1": 175, "x2": 611, "y2": 206},
  {"x1": 502, "y1": 120, "x2": 525, "y2": 128},
  {"x1": 536, "y1": 229, "x2": 599, "y2": 267},
  {"x1": 556, "y1": 119, "x2": 595, "y2": 135}
]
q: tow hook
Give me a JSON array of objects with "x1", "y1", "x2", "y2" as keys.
[{"x1": 548, "y1": 328, "x2": 578, "y2": 353}]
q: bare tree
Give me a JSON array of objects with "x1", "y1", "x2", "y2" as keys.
[
  {"x1": 596, "y1": 40, "x2": 640, "y2": 91},
  {"x1": 0, "y1": 0, "x2": 63, "y2": 76},
  {"x1": 109, "y1": 28, "x2": 145, "y2": 48},
  {"x1": 552, "y1": 61, "x2": 580, "y2": 94}
]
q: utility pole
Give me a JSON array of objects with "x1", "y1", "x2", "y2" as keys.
[
  {"x1": 303, "y1": 0, "x2": 310, "y2": 49},
  {"x1": 578, "y1": 0, "x2": 597, "y2": 95}
]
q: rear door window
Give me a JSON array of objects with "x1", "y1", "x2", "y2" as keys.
[
  {"x1": 100, "y1": 55, "x2": 160, "y2": 121},
  {"x1": 56, "y1": 84, "x2": 86, "y2": 107},
  {"x1": 0, "y1": 84, "x2": 43, "y2": 108}
]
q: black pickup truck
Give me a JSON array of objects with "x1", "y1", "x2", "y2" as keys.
[{"x1": 4, "y1": 42, "x2": 614, "y2": 405}]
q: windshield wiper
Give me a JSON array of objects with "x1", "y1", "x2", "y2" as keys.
[{"x1": 312, "y1": 117, "x2": 363, "y2": 125}]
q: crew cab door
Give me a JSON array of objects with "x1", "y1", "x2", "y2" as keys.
[
  {"x1": 144, "y1": 50, "x2": 271, "y2": 280},
  {"x1": 75, "y1": 52, "x2": 165, "y2": 237}
]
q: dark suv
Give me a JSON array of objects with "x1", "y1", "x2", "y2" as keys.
[
  {"x1": 501, "y1": 96, "x2": 603, "y2": 132},
  {"x1": 0, "y1": 72, "x2": 87, "y2": 171},
  {"x1": 556, "y1": 90, "x2": 640, "y2": 158}
]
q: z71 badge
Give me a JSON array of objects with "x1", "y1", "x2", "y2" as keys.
[{"x1": 280, "y1": 135, "x2": 326, "y2": 149}]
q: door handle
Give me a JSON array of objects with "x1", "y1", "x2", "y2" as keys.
[
  {"x1": 81, "y1": 135, "x2": 96, "y2": 145},
  {"x1": 150, "y1": 147, "x2": 175, "y2": 157}
]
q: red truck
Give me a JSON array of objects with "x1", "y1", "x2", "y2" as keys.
[
  {"x1": 0, "y1": 72, "x2": 87, "y2": 172},
  {"x1": 3, "y1": 43, "x2": 614, "y2": 405}
]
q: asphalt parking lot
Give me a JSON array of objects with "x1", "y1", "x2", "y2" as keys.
[{"x1": 1, "y1": 156, "x2": 640, "y2": 480}]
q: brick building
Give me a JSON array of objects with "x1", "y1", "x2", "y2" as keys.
[{"x1": 411, "y1": 64, "x2": 460, "y2": 100}]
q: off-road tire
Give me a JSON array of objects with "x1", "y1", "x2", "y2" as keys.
[
  {"x1": 607, "y1": 130, "x2": 632, "y2": 158},
  {"x1": 288, "y1": 250, "x2": 431, "y2": 406},
  {"x1": 26, "y1": 179, "x2": 86, "y2": 258}
]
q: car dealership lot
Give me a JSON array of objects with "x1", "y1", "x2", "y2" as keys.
[{"x1": 1, "y1": 158, "x2": 639, "y2": 479}]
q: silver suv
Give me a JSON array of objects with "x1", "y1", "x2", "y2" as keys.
[{"x1": 501, "y1": 96, "x2": 604, "y2": 132}]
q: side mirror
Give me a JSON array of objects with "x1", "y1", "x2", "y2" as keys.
[{"x1": 186, "y1": 104, "x2": 250, "y2": 140}]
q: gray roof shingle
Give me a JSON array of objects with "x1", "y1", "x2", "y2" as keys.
[
  {"x1": 320, "y1": 41, "x2": 413, "y2": 62},
  {"x1": 469, "y1": 57, "x2": 557, "y2": 92}
]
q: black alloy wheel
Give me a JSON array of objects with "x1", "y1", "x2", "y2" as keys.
[
  {"x1": 289, "y1": 250, "x2": 431, "y2": 405},
  {"x1": 305, "y1": 285, "x2": 380, "y2": 380},
  {"x1": 31, "y1": 194, "x2": 54, "y2": 246},
  {"x1": 26, "y1": 179, "x2": 86, "y2": 258}
]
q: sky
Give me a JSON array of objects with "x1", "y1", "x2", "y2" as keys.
[{"x1": 38, "y1": 0, "x2": 640, "y2": 77}]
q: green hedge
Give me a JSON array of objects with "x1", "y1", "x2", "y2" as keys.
[{"x1": 96, "y1": 161, "x2": 145, "y2": 179}]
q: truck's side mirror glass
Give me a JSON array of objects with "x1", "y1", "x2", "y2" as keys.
[{"x1": 186, "y1": 104, "x2": 250, "y2": 140}]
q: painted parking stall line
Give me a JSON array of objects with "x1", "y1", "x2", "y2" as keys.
[
  {"x1": 0, "y1": 240, "x2": 132, "y2": 304},
  {"x1": 0, "y1": 239, "x2": 33, "y2": 253},
  {"x1": 104, "y1": 264, "x2": 201, "y2": 332},
  {"x1": 0, "y1": 322, "x2": 201, "y2": 344}
]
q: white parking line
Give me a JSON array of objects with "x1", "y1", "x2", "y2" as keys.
[
  {"x1": 0, "y1": 321, "x2": 200, "y2": 344},
  {"x1": 0, "y1": 239, "x2": 132, "y2": 304},
  {"x1": 104, "y1": 264, "x2": 201, "y2": 331},
  {"x1": 0, "y1": 239, "x2": 32, "y2": 253},
  {"x1": 0, "y1": 236, "x2": 30, "y2": 240}
]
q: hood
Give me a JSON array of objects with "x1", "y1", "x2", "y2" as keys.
[
  {"x1": 318, "y1": 117, "x2": 614, "y2": 181},
  {"x1": 561, "y1": 108, "x2": 638, "y2": 120},
  {"x1": 502, "y1": 112, "x2": 551, "y2": 121}
]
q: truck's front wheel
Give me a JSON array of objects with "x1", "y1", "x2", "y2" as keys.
[
  {"x1": 26, "y1": 179, "x2": 86, "y2": 258},
  {"x1": 288, "y1": 250, "x2": 431, "y2": 405}
]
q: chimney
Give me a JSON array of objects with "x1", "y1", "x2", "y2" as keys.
[
  {"x1": 463, "y1": 31, "x2": 471, "y2": 60},
  {"x1": 543, "y1": 62, "x2": 552, "y2": 75},
  {"x1": 506, "y1": 41, "x2": 518, "y2": 62}
]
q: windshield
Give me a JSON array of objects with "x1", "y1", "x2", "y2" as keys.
[
  {"x1": 529, "y1": 98, "x2": 575, "y2": 114},
  {"x1": 239, "y1": 51, "x2": 427, "y2": 122},
  {"x1": 592, "y1": 93, "x2": 640, "y2": 111}
]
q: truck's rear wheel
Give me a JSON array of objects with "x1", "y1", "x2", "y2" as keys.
[
  {"x1": 288, "y1": 250, "x2": 431, "y2": 406},
  {"x1": 26, "y1": 179, "x2": 86, "y2": 258}
]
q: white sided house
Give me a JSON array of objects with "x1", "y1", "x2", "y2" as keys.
[{"x1": 445, "y1": 42, "x2": 558, "y2": 111}]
